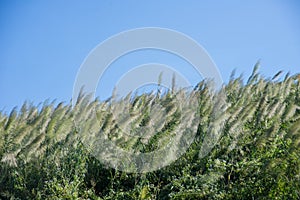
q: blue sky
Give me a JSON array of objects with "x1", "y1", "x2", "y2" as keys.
[{"x1": 1, "y1": 0, "x2": 300, "y2": 113}]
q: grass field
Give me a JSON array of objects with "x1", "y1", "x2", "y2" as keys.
[{"x1": 1, "y1": 67, "x2": 300, "y2": 199}]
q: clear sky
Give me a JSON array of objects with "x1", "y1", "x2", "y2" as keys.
[{"x1": 1, "y1": 0, "x2": 300, "y2": 113}]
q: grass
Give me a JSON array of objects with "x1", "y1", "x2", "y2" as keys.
[{"x1": 0, "y1": 67, "x2": 300, "y2": 199}]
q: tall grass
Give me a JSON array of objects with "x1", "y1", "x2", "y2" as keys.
[{"x1": 0, "y1": 69, "x2": 300, "y2": 199}]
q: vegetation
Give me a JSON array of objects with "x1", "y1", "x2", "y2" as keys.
[{"x1": 1, "y1": 67, "x2": 300, "y2": 199}]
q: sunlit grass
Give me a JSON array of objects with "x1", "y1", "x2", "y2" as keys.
[{"x1": 0, "y1": 67, "x2": 300, "y2": 199}]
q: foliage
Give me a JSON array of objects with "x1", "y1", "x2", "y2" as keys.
[{"x1": 1, "y1": 67, "x2": 300, "y2": 199}]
